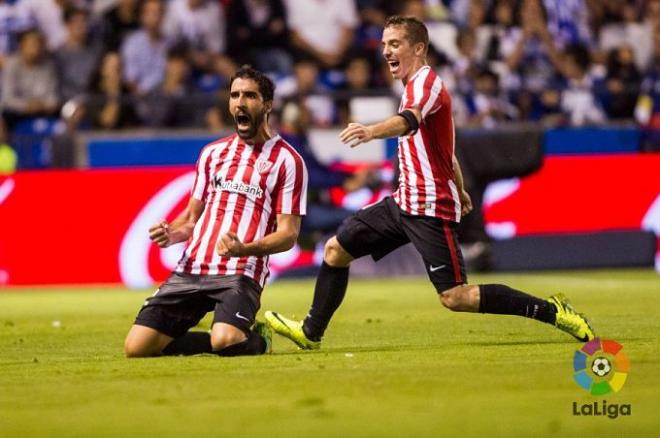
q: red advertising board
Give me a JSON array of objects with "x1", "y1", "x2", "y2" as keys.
[
  {"x1": 0, "y1": 167, "x2": 192, "y2": 286},
  {"x1": 1, "y1": 154, "x2": 658, "y2": 286},
  {"x1": 484, "y1": 154, "x2": 660, "y2": 237}
]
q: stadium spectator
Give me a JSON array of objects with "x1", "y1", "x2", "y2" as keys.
[
  {"x1": 284, "y1": 0, "x2": 359, "y2": 69},
  {"x1": 91, "y1": 0, "x2": 117, "y2": 16},
  {"x1": 559, "y1": 43, "x2": 606, "y2": 126},
  {"x1": 278, "y1": 59, "x2": 335, "y2": 127},
  {"x1": 124, "y1": 66, "x2": 308, "y2": 358},
  {"x1": 541, "y1": 0, "x2": 593, "y2": 49},
  {"x1": 15, "y1": 0, "x2": 80, "y2": 51},
  {"x1": 354, "y1": 0, "x2": 391, "y2": 78},
  {"x1": 0, "y1": 0, "x2": 31, "y2": 68},
  {"x1": 120, "y1": 0, "x2": 171, "y2": 96},
  {"x1": 98, "y1": 0, "x2": 141, "y2": 52},
  {"x1": 602, "y1": 45, "x2": 641, "y2": 120},
  {"x1": 336, "y1": 53, "x2": 375, "y2": 125},
  {"x1": 477, "y1": 0, "x2": 523, "y2": 91},
  {"x1": 87, "y1": 51, "x2": 137, "y2": 129},
  {"x1": 54, "y1": 7, "x2": 101, "y2": 103},
  {"x1": 265, "y1": 15, "x2": 595, "y2": 350},
  {"x1": 163, "y1": 0, "x2": 236, "y2": 80},
  {"x1": 1, "y1": 29, "x2": 59, "y2": 132},
  {"x1": 598, "y1": 0, "x2": 652, "y2": 71},
  {"x1": 447, "y1": 0, "x2": 474, "y2": 28},
  {"x1": 532, "y1": 87, "x2": 565, "y2": 125},
  {"x1": 226, "y1": 0, "x2": 292, "y2": 76},
  {"x1": 636, "y1": 25, "x2": 660, "y2": 149},
  {"x1": 504, "y1": 0, "x2": 562, "y2": 93},
  {"x1": 137, "y1": 48, "x2": 195, "y2": 127},
  {"x1": 452, "y1": 28, "x2": 480, "y2": 95},
  {"x1": 464, "y1": 68, "x2": 519, "y2": 127}
]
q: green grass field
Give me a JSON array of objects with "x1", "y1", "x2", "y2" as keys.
[{"x1": 1, "y1": 269, "x2": 658, "y2": 437}]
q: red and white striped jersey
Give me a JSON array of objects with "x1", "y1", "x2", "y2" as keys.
[
  {"x1": 394, "y1": 65, "x2": 462, "y2": 222},
  {"x1": 176, "y1": 133, "x2": 308, "y2": 286}
]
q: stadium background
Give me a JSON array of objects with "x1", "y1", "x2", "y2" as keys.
[
  {"x1": 1, "y1": 1, "x2": 659, "y2": 436},
  {"x1": 1, "y1": 0, "x2": 659, "y2": 285}
]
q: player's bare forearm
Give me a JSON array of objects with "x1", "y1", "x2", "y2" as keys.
[
  {"x1": 217, "y1": 214, "x2": 301, "y2": 257},
  {"x1": 149, "y1": 198, "x2": 203, "y2": 247},
  {"x1": 452, "y1": 155, "x2": 473, "y2": 216},
  {"x1": 340, "y1": 108, "x2": 421, "y2": 147},
  {"x1": 452, "y1": 154, "x2": 465, "y2": 192},
  {"x1": 242, "y1": 228, "x2": 299, "y2": 256}
]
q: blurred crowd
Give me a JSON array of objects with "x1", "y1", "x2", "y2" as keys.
[{"x1": 0, "y1": 0, "x2": 659, "y2": 141}]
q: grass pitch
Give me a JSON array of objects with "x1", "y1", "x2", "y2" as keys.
[{"x1": 1, "y1": 269, "x2": 659, "y2": 437}]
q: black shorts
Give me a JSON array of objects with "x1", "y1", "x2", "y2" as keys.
[
  {"x1": 336, "y1": 197, "x2": 466, "y2": 292},
  {"x1": 134, "y1": 273, "x2": 262, "y2": 338}
]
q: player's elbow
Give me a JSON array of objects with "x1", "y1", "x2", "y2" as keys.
[{"x1": 281, "y1": 230, "x2": 299, "y2": 251}]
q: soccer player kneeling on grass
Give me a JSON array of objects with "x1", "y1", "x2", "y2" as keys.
[
  {"x1": 124, "y1": 66, "x2": 308, "y2": 357},
  {"x1": 265, "y1": 16, "x2": 595, "y2": 350}
]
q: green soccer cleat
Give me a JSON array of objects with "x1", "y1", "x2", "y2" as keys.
[
  {"x1": 264, "y1": 311, "x2": 321, "y2": 350},
  {"x1": 548, "y1": 293, "x2": 595, "y2": 342},
  {"x1": 253, "y1": 321, "x2": 272, "y2": 354}
]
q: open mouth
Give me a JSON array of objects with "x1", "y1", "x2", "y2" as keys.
[
  {"x1": 235, "y1": 112, "x2": 251, "y2": 129},
  {"x1": 387, "y1": 59, "x2": 401, "y2": 75}
]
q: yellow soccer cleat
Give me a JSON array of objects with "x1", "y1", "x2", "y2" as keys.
[
  {"x1": 264, "y1": 311, "x2": 321, "y2": 350},
  {"x1": 548, "y1": 293, "x2": 595, "y2": 342}
]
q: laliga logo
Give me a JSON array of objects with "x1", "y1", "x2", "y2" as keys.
[
  {"x1": 572, "y1": 338, "x2": 631, "y2": 419},
  {"x1": 574, "y1": 337, "x2": 629, "y2": 395},
  {"x1": 119, "y1": 172, "x2": 195, "y2": 288}
]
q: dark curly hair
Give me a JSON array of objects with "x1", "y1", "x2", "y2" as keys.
[{"x1": 229, "y1": 65, "x2": 275, "y2": 102}]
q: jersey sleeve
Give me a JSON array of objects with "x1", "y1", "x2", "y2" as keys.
[
  {"x1": 275, "y1": 150, "x2": 308, "y2": 216},
  {"x1": 191, "y1": 145, "x2": 214, "y2": 202},
  {"x1": 402, "y1": 68, "x2": 446, "y2": 119}
]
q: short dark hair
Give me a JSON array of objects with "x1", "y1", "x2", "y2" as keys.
[
  {"x1": 384, "y1": 15, "x2": 429, "y2": 54},
  {"x1": 229, "y1": 65, "x2": 275, "y2": 102},
  {"x1": 64, "y1": 7, "x2": 89, "y2": 24},
  {"x1": 565, "y1": 44, "x2": 591, "y2": 73}
]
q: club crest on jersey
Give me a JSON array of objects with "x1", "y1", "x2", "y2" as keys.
[{"x1": 255, "y1": 158, "x2": 274, "y2": 174}]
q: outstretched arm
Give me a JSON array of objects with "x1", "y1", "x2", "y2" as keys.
[
  {"x1": 217, "y1": 214, "x2": 302, "y2": 257},
  {"x1": 339, "y1": 108, "x2": 422, "y2": 148},
  {"x1": 149, "y1": 198, "x2": 204, "y2": 247}
]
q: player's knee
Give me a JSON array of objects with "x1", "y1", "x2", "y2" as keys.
[
  {"x1": 437, "y1": 285, "x2": 469, "y2": 311},
  {"x1": 210, "y1": 328, "x2": 247, "y2": 351},
  {"x1": 124, "y1": 337, "x2": 154, "y2": 358},
  {"x1": 438, "y1": 287, "x2": 461, "y2": 311},
  {"x1": 324, "y1": 237, "x2": 352, "y2": 267},
  {"x1": 438, "y1": 285, "x2": 479, "y2": 312}
]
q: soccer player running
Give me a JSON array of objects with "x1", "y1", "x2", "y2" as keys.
[
  {"x1": 265, "y1": 16, "x2": 594, "y2": 350},
  {"x1": 124, "y1": 66, "x2": 308, "y2": 357}
]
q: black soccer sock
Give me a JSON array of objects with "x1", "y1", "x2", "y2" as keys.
[
  {"x1": 302, "y1": 261, "x2": 349, "y2": 341},
  {"x1": 161, "y1": 331, "x2": 213, "y2": 356},
  {"x1": 216, "y1": 330, "x2": 267, "y2": 356},
  {"x1": 478, "y1": 284, "x2": 556, "y2": 324}
]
